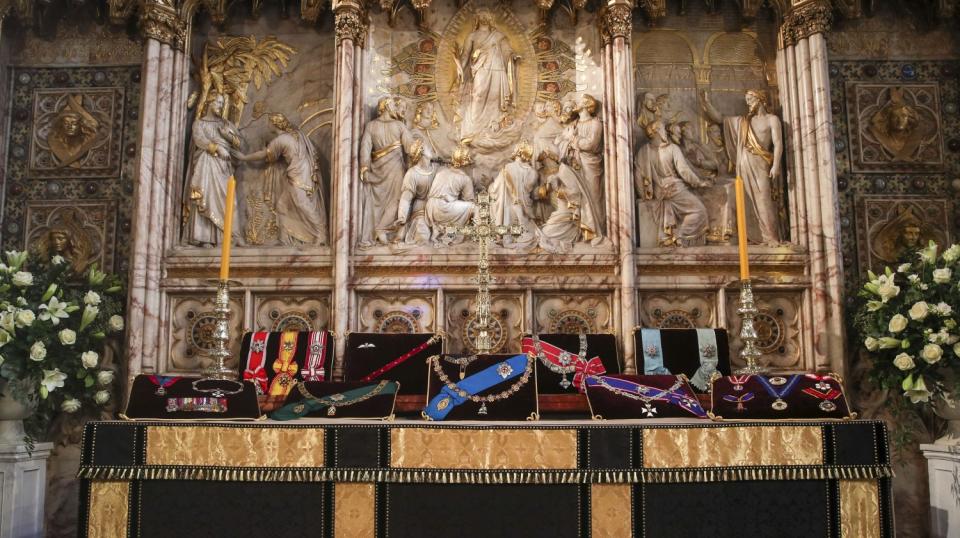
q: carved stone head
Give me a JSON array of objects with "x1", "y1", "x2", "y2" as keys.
[
  {"x1": 745, "y1": 89, "x2": 768, "y2": 115},
  {"x1": 645, "y1": 119, "x2": 667, "y2": 143},
  {"x1": 579, "y1": 94, "x2": 599, "y2": 117}
]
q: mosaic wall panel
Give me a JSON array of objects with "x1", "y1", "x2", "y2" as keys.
[
  {"x1": 724, "y1": 290, "x2": 801, "y2": 370},
  {"x1": 252, "y1": 294, "x2": 332, "y2": 333},
  {"x1": 637, "y1": 292, "x2": 717, "y2": 329},
  {"x1": 356, "y1": 292, "x2": 437, "y2": 333},
  {"x1": 831, "y1": 60, "x2": 960, "y2": 295},
  {"x1": 2, "y1": 66, "x2": 140, "y2": 280},
  {"x1": 532, "y1": 292, "x2": 613, "y2": 334},
  {"x1": 444, "y1": 292, "x2": 524, "y2": 354},
  {"x1": 167, "y1": 293, "x2": 244, "y2": 373}
]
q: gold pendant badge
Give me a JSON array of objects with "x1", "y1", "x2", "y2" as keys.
[{"x1": 436, "y1": 397, "x2": 451, "y2": 411}]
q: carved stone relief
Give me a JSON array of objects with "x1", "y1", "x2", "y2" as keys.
[
  {"x1": 855, "y1": 196, "x2": 952, "y2": 274},
  {"x1": 846, "y1": 83, "x2": 943, "y2": 171},
  {"x1": 253, "y1": 294, "x2": 331, "y2": 332},
  {"x1": 29, "y1": 88, "x2": 124, "y2": 177},
  {"x1": 725, "y1": 291, "x2": 801, "y2": 369},
  {"x1": 24, "y1": 201, "x2": 116, "y2": 275},
  {"x1": 638, "y1": 292, "x2": 716, "y2": 329},
  {"x1": 533, "y1": 292, "x2": 612, "y2": 333},
  {"x1": 444, "y1": 292, "x2": 524, "y2": 354},
  {"x1": 357, "y1": 293, "x2": 437, "y2": 333},
  {"x1": 168, "y1": 294, "x2": 244, "y2": 372}
]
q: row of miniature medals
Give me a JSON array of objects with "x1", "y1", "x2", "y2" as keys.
[{"x1": 724, "y1": 375, "x2": 839, "y2": 412}]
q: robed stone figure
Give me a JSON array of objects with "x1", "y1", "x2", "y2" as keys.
[
  {"x1": 426, "y1": 146, "x2": 477, "y2": 243},
  {"x1": 489, "y1": 140, "x2": 539, "y2": 249},
  {"x1": 359, "y1": 98, "x2": 415, "y2": 247},
  {"x1": 395, "y1": 139, "x2": 436, "y2": 246},
  {"x1": 456, "y1": 10, "x2": 519, "y2": 137}
]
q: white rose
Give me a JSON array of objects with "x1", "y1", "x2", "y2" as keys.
[
  {"x1": 865, "y1": 337, "x2": 879, "y2": 351},
  {"x1": 94, "y1": 390, "x2": 110, "y2": 405},
  {"x1": 897, "y1": 263, "x2": 912, "y2": 273},
  {"x1": 933, "y1": 268, "x2": 952, "y2": 284},
  {"x1": 937, "y1": 302, "x2": 954, "y2": 316},
  {"x1": 943, "y1": 244, "x2": 960, "y2": 264},
  {"x1": 893, "y1": 353, "x2": 916, "y2": 371},
  {"x1": 877, "y1": 276, "x2": 900, "y2": 302},
  {"x1": 108, "y1": 315, "x2": 124, "y2": 332},
  {"x1": 888, "y1": 314, "x2": 909, "y2": 334},
  {"x1": 96, "y1": 370, "x2": 114, "y2": 386},
  {"x1": 83, "y1": 291, "x2": 101, "y2": 306},
  {"x1": 58, "y1": 328, "x2": 76, "y2": 345},
  {"x1": 921, "y1": 242, "x2": 939, "y2": 264},
  {"x1": 921, "y1": 343, "x2": 944, "y2": 364},
  {"x1": 0, "y1": 330, "x2": 9, "y2": 347},
  {"x1": 908, "y1": 274, "x2": 920, "y2": 283},
  {"x1": 14, "y1": 309, "x2": 35, "y2": 328},
  {"x1": 909, "y1": 302, "x2": 930, "y2": 321},
  {"x1": 29, "y1": 341, "x2": 46, "y2": 361},
  {"x1": 51, "y1": 255, "x2": 65, "y2": 266},
  {"x1": 80, "y1": 351, "x2": 98, "y2": 369},
  {"x1": 11, "y1": 271, "x2": 33, "y2": 287},
  {"x1": 0, "y1": 312, "x2": 12, "y2": 333},
  {"x1": 60, "y1": 398, "x2": 81, "y2": 413}
]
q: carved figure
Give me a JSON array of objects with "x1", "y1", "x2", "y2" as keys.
[
  {"x1": 394, "y1": 139, "x2": 436, "y2": 246},
  {"x1": 237, "y1": 113, "x2": 328, "y2": 246},
  {"x1": 184, "y1": 94, "x2": 242, "y2": 247},
  {"x1": 557, "y1": 94, "x2": 605, "y2": 228},
  {"x1": 359, "y1": 97, "x2": 416, "y2": 247},
  {"x1": 412, "y1": 101, "x2": 441, "y2": 156},
  {"x1": 701, "y1": 89, "x2": 783, "y2": 245},
  {"x1": 637, "y1": 92, "x2": 668, "y2": 131},
  {"x1": 36, "y1": 227, "x2": 89, "y2": 274},
  {"x1": 489, "y1": 140, "x2": 539, "y2": 249},
  {"x1": 425, "y1": 145, "x2": 477, "y2": 243},
  {"x1": 872, "y1": 206, "x2": 934, "y2": 263},
  {"x1": 867, "y1": 87, "x2": 936, "y2": 162},
  {"x1": 47, "y1": 95, "x2": 100, "y2": 168},
  {"x1": 634, "y1": 120, "x2": 711, "y2": 247},
  {"x1": 537, "y1": 141, "x2": 603, "y2": 253},
  {"x1": 455, "y1": 10, "x2": 521, "y2": 137}
]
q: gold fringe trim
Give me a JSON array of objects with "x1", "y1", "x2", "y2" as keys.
[{"x1": 77, "y1": 465, "x2": 893, "y2": 484}]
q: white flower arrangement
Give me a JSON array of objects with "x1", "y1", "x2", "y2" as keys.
[{"x1": 857, "y1": 241, "x2": 960, "y2": 407}]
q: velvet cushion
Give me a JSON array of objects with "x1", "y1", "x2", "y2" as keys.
[
  {"x1": 342, "y1": 332, "x2": 443, "y2": 395},
  {"x1": 426, "y1": 354, "x2": 538, "y2": 420},
  {"x1": 236, "y1": 330, "x2": 334, "y2": 411},
  {"x1": 526, "y1": 333, "x2": 621, "y2": 394},
  {"x1": 633, "y1": 328, "x2": 731, "y2": 391},
  {"x1": 277, "y1": 381, "x2": 399, "y2": 418},
  {"x1": 709, "y1": 373, "x2": 855, "y2": 420},
  {"x1": 585, "y1": 374, "x2": 706, "y2": 419},
  {"x1": 123, "y1": 375, "x2": 261, "y2": 419}
]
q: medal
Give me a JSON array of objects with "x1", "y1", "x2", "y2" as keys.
[
  {"x1": 802, "y1": 383, "x2": 842, "y2": 413},
  {"x1": 756, "y1": 375, "x2": 801, "y2": 411},
  {"x1": 728, "y1": 375, "x2": 751, "y2": 392},
  {"x1": 722, "y1": 392, "x2": 754, "y2": 412},
  {"x1": 149, "y1": 375, "x2": 180, "y2": 396}
]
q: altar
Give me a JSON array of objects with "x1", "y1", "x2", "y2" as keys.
[{"x1": 79, "y1": 419, "x2": 892, "y2": 537}]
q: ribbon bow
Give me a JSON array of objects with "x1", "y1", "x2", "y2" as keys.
[{"x1": 573, "y1": 357, "x2": 606, "y2": 393}]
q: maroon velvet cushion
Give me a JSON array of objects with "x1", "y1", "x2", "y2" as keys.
[
  {"x1": 585, "y1": 374, "x2": 707, "y2": 419},
  {"x1": 124, "y1": 375, "x2": 261, "y2": 419},
  {"x1": 709, "y1": 373, "x2": 855, "y2": 420},
  {"x1": 526, "y1": 333, "x2": 622, "y2": 395},
  {"x1": 342, "y1": 332, "x2": 443, "y2": 395},
  {"x1": 426, "y1": 354, "x2": 539, "y2": 420}
]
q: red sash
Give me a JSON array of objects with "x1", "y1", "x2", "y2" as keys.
[
  {"x1": 360, "y1": 334, "x2": 441, "y2": 382},
  {"x1": 242, "y1": 332, "x2": 270, "y2": 394},
  {"x1": 521, "y1": 336, "x2": 606, "y2": 393},
  {"x1": 302, "y1": 331, "x2": 329, "y2": 382}
]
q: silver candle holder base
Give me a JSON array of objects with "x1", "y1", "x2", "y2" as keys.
[
  {"x1": 202, "y1": 279, "x2": 238, "y2": 380},
  {"x1": 735, "y1": 278, "x2": 767, "y2": 375}
]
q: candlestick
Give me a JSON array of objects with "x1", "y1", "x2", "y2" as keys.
[
  {"x1": 734, "y1": 176, "x2": 749, "y2": 280},
  {"x1": 735, "y1": 278, "x2": 766, "y2": 375},
  {"x1": 202, "y1": 279, "x2": 237, "y2": 380},
  {"x1": 219, "y1": 176, "x2": 236, "y2": 281}
]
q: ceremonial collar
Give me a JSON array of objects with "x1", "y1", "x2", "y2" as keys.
[
  {"x1": 271, "y1": 380, "x2": 397, "y2": 420},
  {"x1": 424, "y1": 354, "x2": 531, "y2": 420}
]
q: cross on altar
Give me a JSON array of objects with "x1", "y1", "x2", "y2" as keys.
[{"x1": 446, "y1": 191, "x2": 523, "y2": 353}]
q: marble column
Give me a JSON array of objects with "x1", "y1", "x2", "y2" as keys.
[
  {"x1": 331, "y1": 1, "x2": 367, "y2": 378},
  {"x1": 777, "y1": 0, "x2": 845, "y2": 374},
  {"x1": 126, "y1": 3, "x2": 191, "y2": 376},
  {"x1": 600, "y1": 1, "x2": 638, "y2": 372}
]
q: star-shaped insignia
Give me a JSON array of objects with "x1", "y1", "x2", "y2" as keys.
[
  {"x1": 815, "y1": 381, "x2": 831, "y2": 392},
  {"x1": 645, "y1": 345, "x2": 659, "y2": 358},
  {"x1": 642, "y1": 403, "x2": 658, "y2": 418},
  {"x1": 497, "y1": 363, "x2": 514, "y2": 379},
  {"x1": 251, "y1": 341, "x2": 266, "y2": 353},
  {"x1": 700, "y1": 344, "x2": 717, "y2": 359}
]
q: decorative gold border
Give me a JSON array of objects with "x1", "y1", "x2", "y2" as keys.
[
  {"x1": 591, "y1": 484, "x2": 632, "y2": 536},
  {"x1": 839, "y1": 479, "x2": 882, "y2": 538},
  {"x1": 334, "y1": 483, "x2": 376, "y2": 537},
  {"x1": 86, "y1": 480, "x2": 130, "y2": 538},
  {"x1": 642, "y1": 424, "x2": 824, "y2": 468}
]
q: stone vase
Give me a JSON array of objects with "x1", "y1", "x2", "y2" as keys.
[
  {"x1": 933, "y1": 394, "x2": 960, "y2": 446},
  {"x1": 0, "y1": 379, "x2": 34, "y2": 446}
]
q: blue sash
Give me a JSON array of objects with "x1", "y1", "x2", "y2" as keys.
[
  {"x1": 640, "y1": 329, "x2": 670, "y2": 375},
  {"x1": 585, "y1": 375, "x2": 707, "y2": 418},
  {"x1": 424, "y1": 354, "x2": 528, "y2": 421},
  {"x1": 690, "y1": 329, "x2": 720, "y2": 391}
]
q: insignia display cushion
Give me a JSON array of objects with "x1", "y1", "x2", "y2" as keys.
[
  {"x1": 709, "y1": 373, "x2": 856, "y2": 420},
  {"x1": 633, "y1": 328, "x2": 731, "y2": 392},
  {"x1": 342, "y1": 332, "x2": 443, "y2": 395},
  {"x1": 585, "y1": 374, "x2": 707, "y2": 419},
  {"x1": 123, "y1": 375, "x2": 261, "y2": 420},
  {"x1": 271, "y1": 380, "x2": 399, "y2": 420},
  {"x1": 237, "y1": 330, "x2": 333, "y2": 411},
  {"x1": 522, "y1": 333, "x2": 621, "y2": 394},
  {"x1": 425, "y1": 354, "x2": 538, "y2": 420}
]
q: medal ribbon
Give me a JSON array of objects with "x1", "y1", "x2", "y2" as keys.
[
  {"x1": 755, "y1": 375, "x2": 802, "y2": 401},
  {"x1": 801, "y1": 387, "x2": 842, "y2": 401},
  {"x1": 423, "y1": 354, "x2": 528, "y2": 421},
  {"x1": 521, "y1": 336, "x2": 606, "y2": 393},
  {"x1": 243, "y1": 331, "x2": 270, "y2": 394},
  {"x1": 302, "y1": 331, "x2": 329, "y2": 382},
  {"x1": 268, "y1": 331, "x2": 300, "y2": 398},
  {"x1": 148, "y1": 375, "x2": 180, "y2": 390},
  {"x1": 640, "y1": 329, "x2": 670, "y2": 375},
  {"x1": 690, "y1": 329, "x2": 720, "y2": 391},
  {"x1": 585, "y1": 376, "x2": 707, "y2": 418},
  {"x1": 722, "y1": 392, "x2": 754, "y2": 411},
  {"x1": 360, "y1": 334, "x2": 441, "y2": 382}
]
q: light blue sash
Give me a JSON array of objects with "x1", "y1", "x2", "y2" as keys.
[
  {"x1": 640, "y1": 328, "x2": 671, "y2": 375},
  {"x1": 690, "y1": 329, "x2": 720, "y2": 391}
]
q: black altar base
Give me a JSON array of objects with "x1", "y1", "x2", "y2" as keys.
[{"x1": 78, "y1": 419, "x2": 893, "y2": 537}]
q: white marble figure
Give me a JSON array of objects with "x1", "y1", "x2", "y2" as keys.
[
  {"x1": 558, "y1": 94, "x2": 605, "y2": 227},
  {"x1": 394, "y1": 139, "x2": 436, "y2": 246},
  {"x1": 537, "y1": 140, "x2": 603, "y2": 253},
  {"x1": 634, "y1": 120, "x2": 711, "y2": 247},
  {"x1": 359, "y1": 97, "x2": 416, "y2": 248},
  {"x1": 675, "y1": 120, "x2": 733, "y2": 243},
  {"x1": 412, "y1": 101, "x2": 442, "y2": 157},
  {"x1": 184, "y1": 94, "x2": 241, "y2": 247},
  {"x1": 425, "y1": 145, "x2": 477, "y2": 244},
  {"x1": 237, "y1": 113, "x2": 328, "y2": 246},
  {"x1": 531, "y1": 100, "x2": 565, "y2": 223},
  {"x1": 455, "y1": 10, "x2": 520, "y2": 137},
  {"x1": 701, "y1": 89, "x2": 783, "y2": 245},
  {"x1": 489, "y1": 139, "x2": 539, "y2": 249}
]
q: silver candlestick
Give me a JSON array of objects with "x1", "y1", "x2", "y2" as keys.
[
  {"x1": 202, "y1": 279, "x2": 237, "y2": 380},
  {"x1": 735, "y1": 278, "x2": 767, "y2": 375}
]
